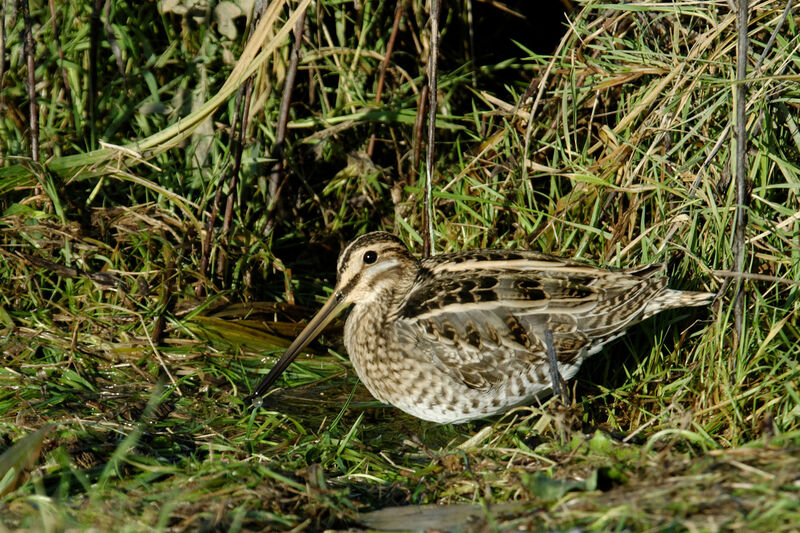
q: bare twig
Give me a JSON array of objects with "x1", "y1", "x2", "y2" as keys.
[
  {"x1": 268, "y1": 6, "x2": 308, "y2": 201},
  {"x1": 732, "y1": 0, "x2": 749, "y2": 350},
  {"x1": 198, "y1": 1, "x2": 268, "y2": 294},
  {"x1": 221, "y1": 79, "x2": 255, "y2": 242},
  {"x1": 19, "y1": 252, "x2": 125, "y2": 290},
  {"x1": 422, "y1": 0, "x2": 441, "y2": 258},
  {"x1": 215, "y1": 77, "x2": 255, "y2": 282},
  {"x1": 367, "y1": 0, "x2": 405, "y2": 158},
  {"x1": 740, "y1": 0, "x2": 794, "y2": 141},
  {"x1": 21, "y1": 0, "x2": 38, "y2": 162},
  {"x1": 199, "y1": 0, "x2": 284, "y2": 291},
  {"x1": 197, "y1": 85, "x2": 246, "y2": 296},
  {"x1": 410, "y1": 84, "x2": 429, "y2": 186},
  {"x1": 753, "y1": 1, "x2": 793, "y2": 73},
  {"x1": 690, "y1": 1, "x2": 793, "y2": 195}
]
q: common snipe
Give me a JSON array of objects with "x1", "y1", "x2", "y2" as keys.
[{"x1": 249, "y1": 232, "x2": 713, "y2": 423}]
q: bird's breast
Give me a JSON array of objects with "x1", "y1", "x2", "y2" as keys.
[{"x1": 343, "y1": 299, "x2": 409, "y2": 404}]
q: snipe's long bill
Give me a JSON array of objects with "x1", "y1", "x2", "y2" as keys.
[{"x1": 248, "y1": 232, "x2": 714, "y2": 424}]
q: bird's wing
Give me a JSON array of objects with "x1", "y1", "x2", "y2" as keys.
[{"x1": 394, "y1": 251, "x2": 665, "y2": 391}]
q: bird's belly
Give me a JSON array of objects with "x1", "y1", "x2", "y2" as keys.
[
  {"x1": 345, "y1": 325, "x2": 586, "y2": 423},
  {"x1": 353, "y1": 361, "x2": 583, "y2": 424}
]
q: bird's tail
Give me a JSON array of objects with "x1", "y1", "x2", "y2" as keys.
[{"x1": 642, "y1": 289, "x2": 715, "y2": 320}]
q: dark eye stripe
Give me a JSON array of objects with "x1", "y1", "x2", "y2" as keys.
[{"x1": 341, "y1": 272, "x2": 362, "y2": 295}]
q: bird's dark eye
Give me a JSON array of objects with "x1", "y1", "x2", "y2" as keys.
[{"x1": 363, "y1": 250, "x2": 378, "y2": 264}]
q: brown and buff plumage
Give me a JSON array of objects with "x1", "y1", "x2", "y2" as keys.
[{"x1": 249, "y1": 232, "x2": 714, "y2": 423}]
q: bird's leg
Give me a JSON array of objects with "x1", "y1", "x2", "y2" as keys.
[{"x1": 544, "y1": 329, "x2": 568, "y2": 404}]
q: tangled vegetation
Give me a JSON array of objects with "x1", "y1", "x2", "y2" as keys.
[{"x1": 1, "y1": 0, "x2": 799, "y2": 530}]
